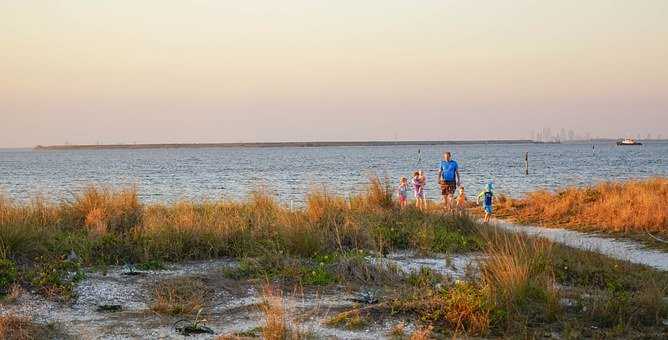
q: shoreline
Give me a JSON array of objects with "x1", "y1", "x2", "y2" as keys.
[{"x1": 34, "y1": 139, "x2": 541, "y2": 151}]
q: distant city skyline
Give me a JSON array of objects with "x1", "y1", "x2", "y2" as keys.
[
  {"x1": 1, "y1": 1, "x2": 667, "y2": 148},
  {"x1": 530, "y1": 128, "x2": 665, "y2": 143}
]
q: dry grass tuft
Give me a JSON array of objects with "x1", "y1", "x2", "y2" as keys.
[
  {"x1": 1, "y1": 284, "x2": 24, "y2": 304},
  {"x1": 68, "y1": 186, "x2": 142, "y2": 234},
  {"x1": 151, "y1": 277, "x2": 211, "y2": 315},
  {"x1": 334, "y1": 255, "x2": 403, "y2": 285},
  {"x1": 0, "y1": 314, "x2": 31, "y2": 340},
  {"x1": 389, "y1": 322, "x2": 405, "y2": 336},
  {"x1": 260, "y1": 285, "x2": 306, "y2": 340},
  {"x1": 0, "y1": 314, "x2": 58, "y2": 340},
  {"x1": 496, "y1": 177, "x2": 668, "y2": 235},
  {"x1": 409, "y1": 325, "x2": 433, "y2": 340},
  {"x1": 480, "y1": 230, "x2": 559, "y2": 328},
  {"x1": 481, "y1": 231, "x2": 553, "y2": 304}
]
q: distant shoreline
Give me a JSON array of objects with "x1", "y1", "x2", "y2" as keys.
[{"x1": 34, "y1": 140, "x2": 544, "y2": 151}]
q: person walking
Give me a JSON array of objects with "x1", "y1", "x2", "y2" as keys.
[
  {"x1": 438, "y1": 152, "x2": 460, "y2": 211},
  {"x1": 477, "y1": 182, "x2": 494, "y2": 223}
]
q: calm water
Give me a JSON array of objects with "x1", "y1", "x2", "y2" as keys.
[{"x1": 1, "y1": 142, "x2": 666, "y2": 204}]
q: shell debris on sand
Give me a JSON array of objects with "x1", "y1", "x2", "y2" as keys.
[{"x1": 0, "y1": 253, "x2": 462, "y2": 339}]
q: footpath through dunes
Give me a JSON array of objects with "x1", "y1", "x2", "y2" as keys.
[{"x1": 494, "y1": 219, "x2": 668, "y2": 271}]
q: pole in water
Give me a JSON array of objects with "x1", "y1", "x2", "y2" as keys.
[{"x1": 524, "y1": 152, "x2": 529, "y2": 175}]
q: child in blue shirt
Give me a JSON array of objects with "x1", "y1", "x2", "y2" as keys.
[{"x1": 477, "y1": 182, "x2": 494, "y2": 223}]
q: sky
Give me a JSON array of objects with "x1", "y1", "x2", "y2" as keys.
[{"x1": 1, "y1": 0, "x2": 667, "y2": 147}]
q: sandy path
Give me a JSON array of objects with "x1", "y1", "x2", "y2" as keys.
[{"x1": 494, "y1": 219, "x2": 668, "y2": 271}]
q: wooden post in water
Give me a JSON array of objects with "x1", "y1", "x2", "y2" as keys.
[{"x1": 524, "y1": 152, "x2": 529, "y2": 175}]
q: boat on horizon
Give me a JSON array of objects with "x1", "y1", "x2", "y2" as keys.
[{"x1": 616, "y1": 138, "x2": 643, "y2": 146}]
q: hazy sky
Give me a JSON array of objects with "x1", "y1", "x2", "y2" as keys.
[{"x1": 1, "y1": 0, "x2": 667, "y2": 147}]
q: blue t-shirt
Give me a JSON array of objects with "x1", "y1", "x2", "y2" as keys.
[{"x1": 440, "y1": 160, "x2": 458, "y2": 181}]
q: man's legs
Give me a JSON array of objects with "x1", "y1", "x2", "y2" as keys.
[{"x1": 446, "y1": 193, "x2": 454, "y2": 211}]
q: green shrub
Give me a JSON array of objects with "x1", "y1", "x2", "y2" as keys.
[
  {"x1": 0, "y1": 259, "x2": 17, "y2": 295},
  {"x1": 303, "y1": 262, "x2": 336, "y2": 285},
  {"x1": 28, "y1": 257, "x2": 84, "y2": 300}
]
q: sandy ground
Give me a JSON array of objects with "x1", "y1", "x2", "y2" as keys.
[
  {"x1": 1, "y1": 252, "x2": 481, "y2": 339},
  {"x1": 5, "y1": 220, "x2": 667, "y2": 339}
]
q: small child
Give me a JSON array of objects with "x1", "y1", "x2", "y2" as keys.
[
  {"x1": 397, "y1": 177, "x2": 409, "y2": 208},
  {"x1": 456, "y1": 186, "x2": 467, "y2": 210},
  {"x1": 418, "y1": 170, "x2": 426, "y2": 188},
  {"x1": 412, "y1": 171, "x2": 425, "y2": 210},
  {"x1": 477, "y1": 182, "x2": 494, "y2": 223}
]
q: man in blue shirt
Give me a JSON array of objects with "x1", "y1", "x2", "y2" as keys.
[{"x1": 438, "y1": 152, "x2": 460, "y2": 210}]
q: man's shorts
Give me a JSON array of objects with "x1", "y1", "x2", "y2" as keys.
[
  {"x1": 440, "y1": 180, "x2": 457, "y2": 196},
  {"x1": 484, "y1": 205, "x2": 493, "y2": 214}
]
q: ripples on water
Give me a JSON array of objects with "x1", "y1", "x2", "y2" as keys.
[{"x1": 0, "y1": 142, "x2": 666, "y2": 204}]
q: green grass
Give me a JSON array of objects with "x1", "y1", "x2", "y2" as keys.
[{"x1": 0, "y1": 258, "x2": 17, "y2": 296}]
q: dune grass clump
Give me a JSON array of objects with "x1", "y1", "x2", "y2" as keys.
[
  {"x1": 409, "y1": 325, "x2": 433, "y2": 340},
  {"x1": 0, "y1": 314, "x2": 63, "y2": 340},
  {"x1": 382, "y1": 230, "x2": 558, "y2": 336},
  {"x1": 151, "y1": 277, "x2": 212, "y2": 315},
  {"x1": 260, "y1": 285, "x2": 306, "y2": 340},
  {"x1": 68, "y1": 186, "x2": 142, "y2": 235},
  {"x1": 496, "y1": 177, "x2": 668, "y2": 236},
  {"x1": 479, "y1": 231, "x2": 559, "y2": 330}
]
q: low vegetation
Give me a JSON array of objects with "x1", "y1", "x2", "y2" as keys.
[
  {"x1": 328, "y1": 229, "x2": 668, "y2": 338},
  {"x1": 0, "y1": 178, "x2": 480, "y2": 300},
  {"x1": 495, "y1": 177, "x2": 668, "y2": 238},
  {"x1": 0, "y1": 314, "x2": 64, "y2": 340},
  {"x1": 2, "y1": 178, "x2": 667, "y2": 338},
  {"x1": 151, "y1": 277, "x2": 212, "y2": 315}
]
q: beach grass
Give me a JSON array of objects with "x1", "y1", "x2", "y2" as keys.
[
  {"x1": 495, "y1": 177, "x2": 668, "y2": 239},
  {"x1": 0, "y1": 314, "x2": 64, "y2": 340},
  {"x1": 340, "y1": 230, "x2": 668, "y2": 337},
  {"x1": 151, "y1": 276, "x2": 212, "y2": 316},
  {"x1": 0, "y1": 178, "x2": 480, "y2": 298},
  {"x1": 1, "y1": 178, "x2": 667, "y2": 338}
]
